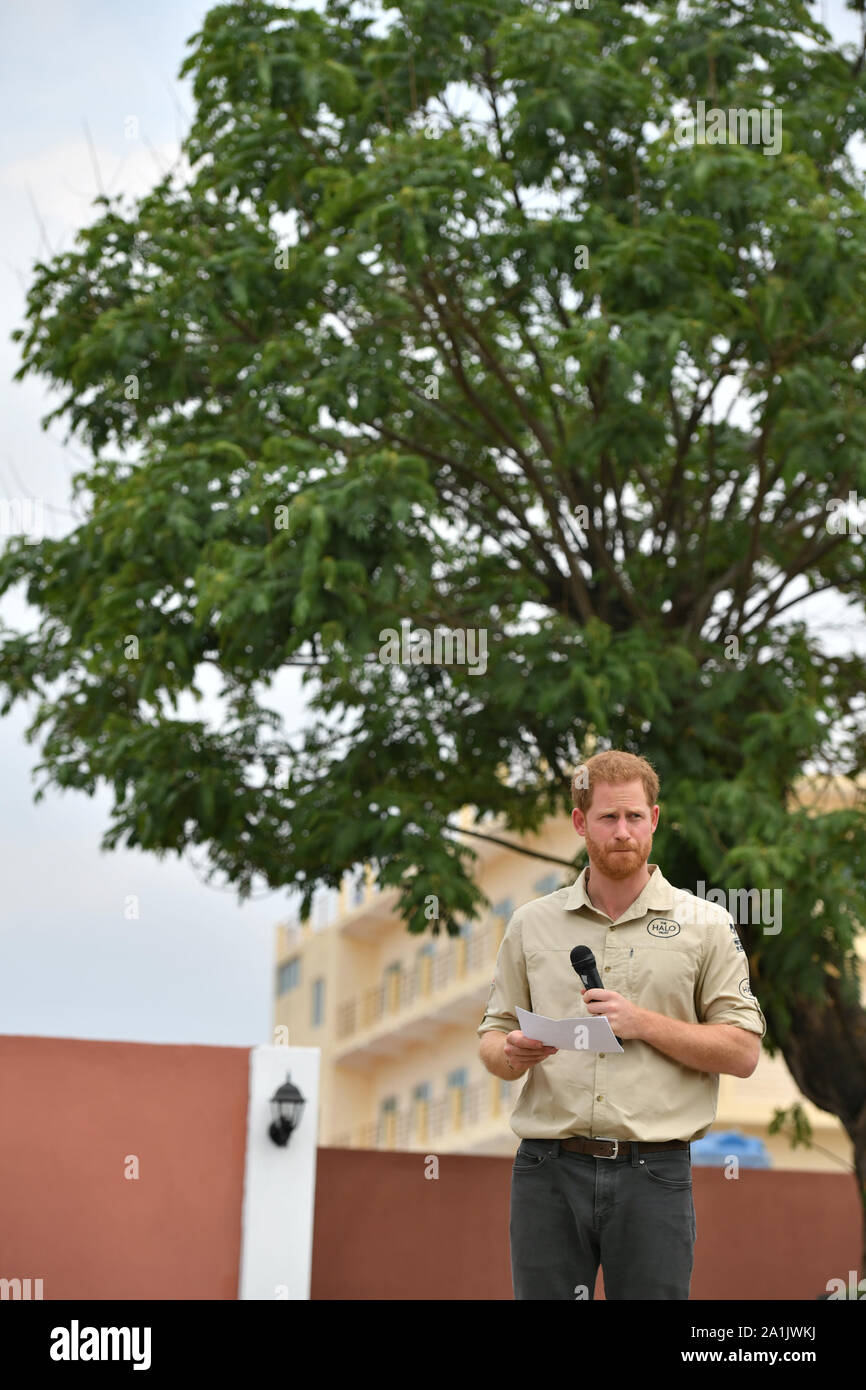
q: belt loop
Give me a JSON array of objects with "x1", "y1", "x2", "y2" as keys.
[
  {"x1": 630, "y1": 1141, "x2": 640, "y2": 1167},
  {"x1": 551, "y1": 1139, "x2": 560, "y2": 1159}
]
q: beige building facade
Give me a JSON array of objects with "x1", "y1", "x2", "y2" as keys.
[{"x1": 273, "y1": 781, "x2": 862, "y2": 1174}]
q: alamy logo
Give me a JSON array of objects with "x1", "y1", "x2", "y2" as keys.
[
  {"x1": 673, "y1": 100, "x2": 782, "y2": 156},
  {"x1": 0, "y1": 1277, "x2": 43, "y2": 1299},
  {"x1": 647, "y1": 918, "x2": 681, "y2": 938},
  {"x1": 0, "y1": 497, "x2": 44, "y2": 542},
  {"x1": 49, "y1": 1320, "x2": 151, "y2": 1371},
  {"x1": 679, "y1": 882, "x2": 782, "y2": 935},
  {"x1": 379, "y1": 621, "x2": 487, "y2": 675}
]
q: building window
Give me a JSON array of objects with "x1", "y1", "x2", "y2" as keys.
[
  {"x1": 379, "y1": 1094, "x2": 398, "y2": 1147},
  {"x1": 447, "y1": 1068, "x2": 468, "y2": 1128},
  {"x1": 277, "y1": 957, "x2": 300, "y2": 995},
  {"x1": 412, "y1": 1081, "x2": 431, "y2": 1141},
  {"x1": 534, "y1": 874, "x2": 559, "y2": 896},
  {"x1": 416, "y1": 943, "x2": 434, "y2": 994},
  {"x1": 384, "y1": 960, "x2": 402, "y2": 1010},
  {"x1": 311, "y1": 977, "x2": 325, "y2": 1027},
  {"x1": 492, "y1": 897, "x2": 514, "y2": 921}
]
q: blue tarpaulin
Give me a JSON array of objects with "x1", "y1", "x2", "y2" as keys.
[{"x1": 690, "y1": 1129, "x2": 771, "y2": 1167}]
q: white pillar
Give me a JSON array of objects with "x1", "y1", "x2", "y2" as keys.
[{"x1": 238, "y1": 1045, "x2": 321, "y2": 1300}]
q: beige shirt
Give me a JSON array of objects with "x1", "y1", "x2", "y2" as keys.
[{"x1": 477, "y1": 863, "x2": 767, "y2": 1143}]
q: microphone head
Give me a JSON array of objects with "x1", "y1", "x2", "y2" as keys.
[{"x1": 570, "y1": 945, "x2": 596, "y2": 974}]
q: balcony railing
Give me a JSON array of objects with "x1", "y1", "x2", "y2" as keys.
[
  {"x1": 335, "y1": 920, "x2": 503, "y2": 1041},
  {"x1": 330, "y1": 1075, "x2": 512, "y2": 1150}
]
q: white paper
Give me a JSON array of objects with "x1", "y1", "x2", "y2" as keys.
[{"x1": 516, "y1": 1005, "x2": 624, "y2": 1054}]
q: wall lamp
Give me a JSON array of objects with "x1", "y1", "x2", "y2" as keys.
[{"x1": 268, "y1": 1072, "x2": 307, "y2": 1147}]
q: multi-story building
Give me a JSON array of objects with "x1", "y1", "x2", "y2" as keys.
[{"x1": 273, "y1": 779, "x2": 863, "y2": 1173}]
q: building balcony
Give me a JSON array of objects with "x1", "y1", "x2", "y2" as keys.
[
  {"x1": 329, "y1": 1075, "x2": 515, "y2": 1153},
  {"x1": 332, "y1": 918, "x2": 506, "y2": 1066}
]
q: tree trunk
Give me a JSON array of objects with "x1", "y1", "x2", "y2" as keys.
[{"x1": 763, "y1": 979, "x2": 866, "y2": 1283}]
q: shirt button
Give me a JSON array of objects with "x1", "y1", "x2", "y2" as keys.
[
  {"x1": 596, "y1": 1095, "x2": 604, "y2": 1101},
  {"x1": 599, "y1": 1053, "x2": 605, "y2": 1058}
]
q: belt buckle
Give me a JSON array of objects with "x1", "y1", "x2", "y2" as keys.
[{"x1": 595, "y1": 1137, "x2": 619, "y2": 1159}]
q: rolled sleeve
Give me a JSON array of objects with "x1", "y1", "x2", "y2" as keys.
[
  {"x1": 696, "y1": 915, "x2": 767, "y2": 1039},
  {"x1": 477, "y1": 910, "x2": 531, "y2": 1037}
]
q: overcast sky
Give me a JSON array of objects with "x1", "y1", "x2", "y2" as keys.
[
  {"x1": 0, "y1": 0, "x2": 864, "y2": 1047},
  {"x1": 0, "y1": 0, "x2": 306, "y2": 1047}
]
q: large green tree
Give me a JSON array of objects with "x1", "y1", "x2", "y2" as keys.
[{"x1": 6, "y1": 0, "x2": 866, "y2": 1274}]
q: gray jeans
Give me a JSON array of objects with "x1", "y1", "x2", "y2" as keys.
[{"x1": 509, "y1": 1138, "x2": 696, "y2": 1300}]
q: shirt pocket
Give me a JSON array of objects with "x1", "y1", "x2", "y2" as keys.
[
  {"x1": 598, "y1": 942, "x2": 635, "y2": 1000},
  {"x1": 629, "y1": 942, "x2": 702, "y2": 1021},
  {"x1": 525, "y1": 943, "x2": 636, "y2": 1019},
  {"x1": 524, "y1": 948, "x2": 589, "y2": 1019}
]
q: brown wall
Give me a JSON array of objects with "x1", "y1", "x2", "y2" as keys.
[
  {"x1": 311, "y1": 1148, "x2": 861, "y2": 1300},
  {"x1": 1, "y1": 1036, "x2": 858, "y2": 1301},
  {"x1": 0, "y1": 1035, "x2": 249, "y2": 1300}
]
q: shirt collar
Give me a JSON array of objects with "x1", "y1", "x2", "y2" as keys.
[{"x1": 564, "y1": 862, "x2": 675, "y2": 919}]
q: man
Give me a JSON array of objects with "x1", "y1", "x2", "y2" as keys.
[{"x1": 477, "y1": 749, "x2": 766, "y2": 1300}]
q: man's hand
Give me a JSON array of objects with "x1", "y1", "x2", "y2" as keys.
[
  {"x1": 504, "y1": 1030, "x2": 558, "y2": 1071},
  {"x1": 582, "y1": 988, "x2": 646, "y2": 1040}
]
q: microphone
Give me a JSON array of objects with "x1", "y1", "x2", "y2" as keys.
[{"x1": 570, "y1": 945, "x2": 623, "y2": 1046}]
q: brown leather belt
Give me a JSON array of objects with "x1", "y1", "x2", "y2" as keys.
[{"x1": 561, "y1": 1136, "x2": 690, "y2": 1159}]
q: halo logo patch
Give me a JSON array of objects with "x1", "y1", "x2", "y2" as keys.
[
  {"x1": 646, "y1": 918, "x2": 681, "y2": 938},
  {"x1": 738, "y1": 978, "x2": 754, "y2": 999}
]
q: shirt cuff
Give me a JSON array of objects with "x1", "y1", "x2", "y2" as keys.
[
  {"x1": 704, "y1": 1013, "x2": 766, "y2": 1039},
  {"x1": 477, "y1": 1019, "x2": 515, "y2": 1037}
]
